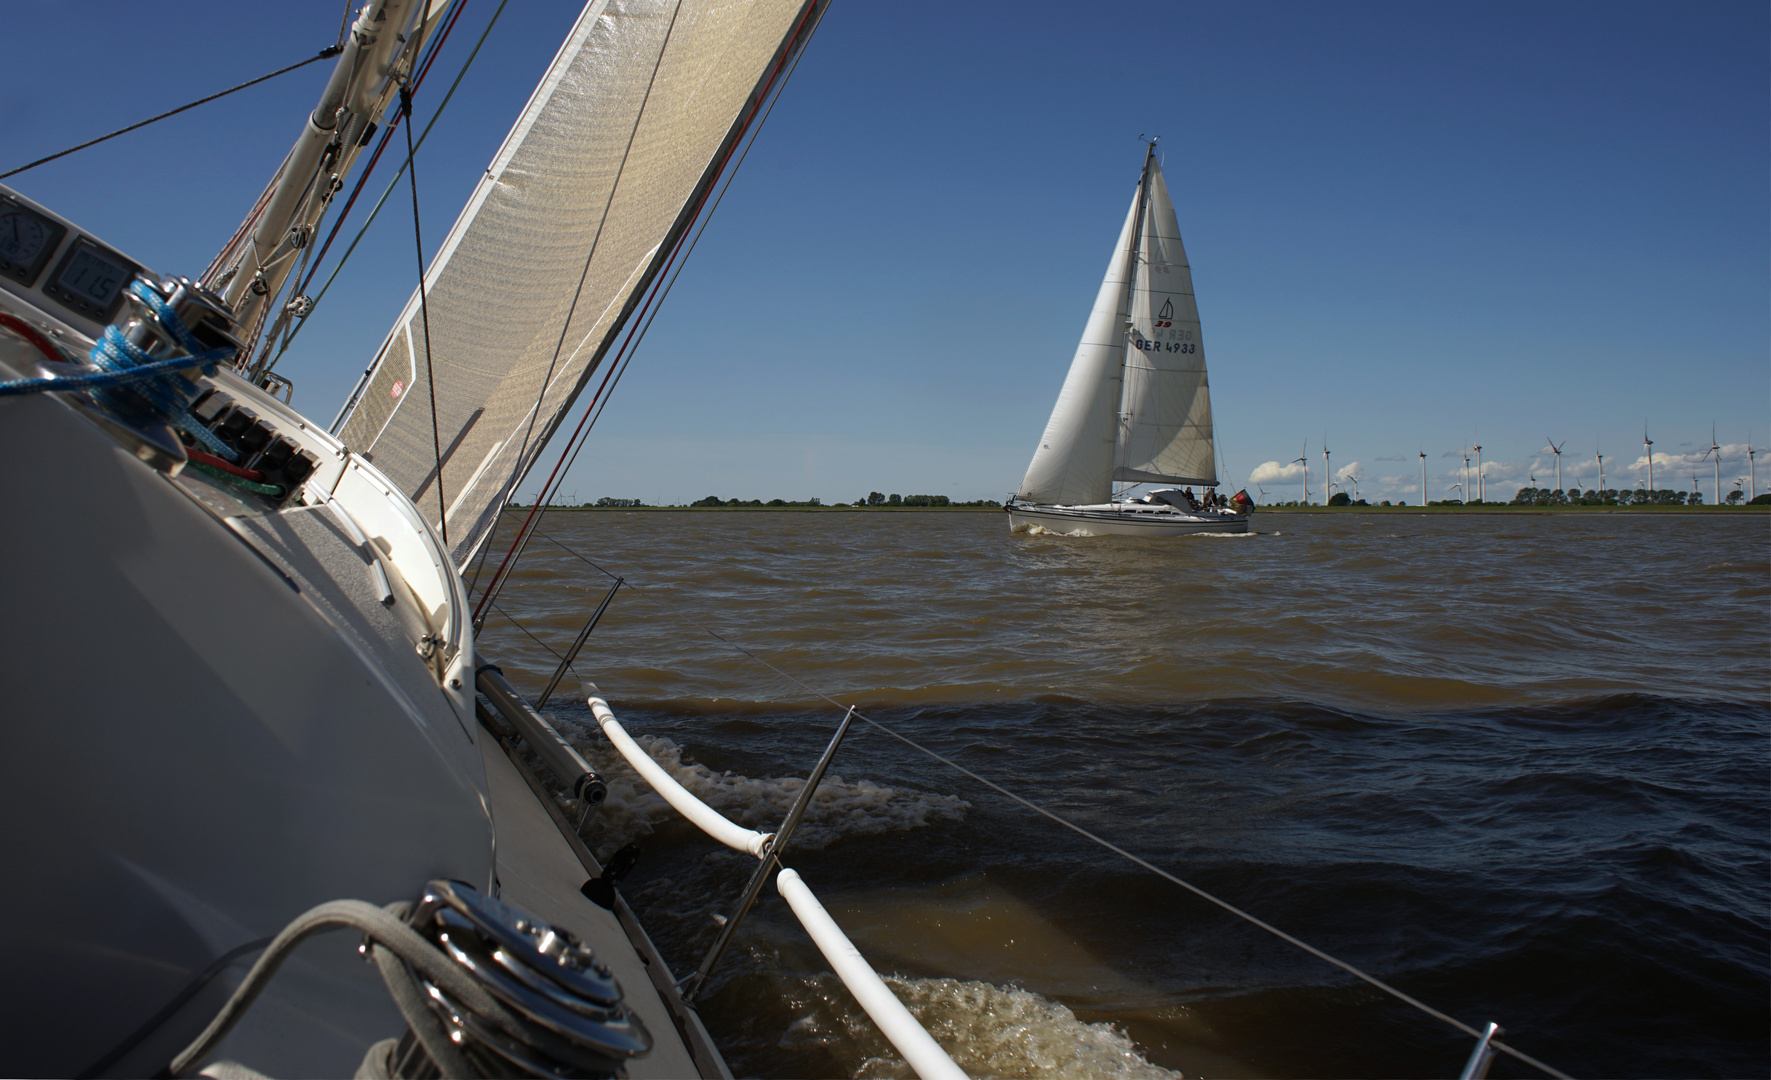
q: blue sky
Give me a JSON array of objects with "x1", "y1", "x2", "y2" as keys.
[{"x1": 5, "y1": 1, "x2": 1766, "y2": 504}]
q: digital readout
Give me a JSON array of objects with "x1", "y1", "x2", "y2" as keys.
[{"x1": 56, "y1": 247, "x2": 127, "y2": 307}]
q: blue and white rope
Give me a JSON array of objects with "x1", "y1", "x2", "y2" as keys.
[{"x1": 0, "y1": 281, "x2": 239, "y2": 458}]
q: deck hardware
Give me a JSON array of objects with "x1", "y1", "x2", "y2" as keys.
[
  {"x1": 1458, "y1": 1022, "x2": 1503, "y2": 1080},
  {"x1": 477, "y1": 664, "x2": 607, "y2": 806},
  {"x1": 580, "y1": 842, "x2": 642, "y2": 910},
  {"x1": 536, "y1": 576, "x2": 622, "y2": 713},
  {"x1": 681, "y1": 705, "x2": 858, "y2": 1002}
]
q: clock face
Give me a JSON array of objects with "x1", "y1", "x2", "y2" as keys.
[{"x1": 0, "y1": 210, "x2": 50, "y2": 267}]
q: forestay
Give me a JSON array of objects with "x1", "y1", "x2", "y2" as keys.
[
  {"x1": 333, "y1": 0, "x2": 819, "y2": 567},
  {"x1": 1016, "y1": 151, "x2": 1216, "y2": 505}
]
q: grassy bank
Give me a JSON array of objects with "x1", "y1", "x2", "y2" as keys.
[
  {"x1": 1255, "y1": 504, "x2": 1770, "y2": 514},
  {"x1": 511, "y1": 504, "x2": 1006, "y2": 512}
]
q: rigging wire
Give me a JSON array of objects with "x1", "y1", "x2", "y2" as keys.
[
  {"x1": 248, "y1": 0, "x2": 478, "y2": 379},
  {"x1": 0, "y1": 47, "x2": 343, "y2": 181},
  {"x1": 466, "y1": 0, "x2": 829, "y2": 624},
  {"x1": 509, "y1": 0, "x2": 689, "y2": 502},
  {"x1": 547, "y1": 0, "x2": 826, "y2": 491},
  {"x1": 271, "y1": 0, "x2": 510, "y2": 378},
  {"x1": 400, "y1": 85, "x2": 448, "y2": 547},
  {"x1": 238, "y1": 0, "x2": 478, "y2": 378},
  {"x1": 507, "y1": 527, "x2": 1574, "y2": 1080},
  {"x1": 486, "y1": 600, "x2": 573, "y2": 670},
  {"x1": 335, "y1": 0, "x2": 354, "y2": 51}
]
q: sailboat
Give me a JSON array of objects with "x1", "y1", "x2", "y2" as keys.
[
  {"x1": 0, "y1": 1, "x2": 959, "y2": 1077},
  {"x1": 0, "y1": 5, "x2": 1572, "y2": 1076},
  {"x1": 1007, "y1": 142, "x2": 1250, "y2": 536}
]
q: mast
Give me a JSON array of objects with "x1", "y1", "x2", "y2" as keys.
[
  {"x1": 206, "y1": 0, "x2": 452, "y2": 361},
  {"x1": 1111, "y1": 140, "x2": 1158, "y2": 492}
]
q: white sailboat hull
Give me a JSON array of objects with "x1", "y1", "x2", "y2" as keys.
[{"x1": 1007, "y1": 503, "x2": 1249, "y2": 536}]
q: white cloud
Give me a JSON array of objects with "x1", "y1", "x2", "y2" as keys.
[
  {"x1": 1335, "y1": 460, "x2": 1360, "y2": 481},
  {"x1": 1249, "y1": 460, "x2": 1304, "y2": 485},
  {"x1": 1619, "y1": 442, "x2": 1755, "y2": 488}
]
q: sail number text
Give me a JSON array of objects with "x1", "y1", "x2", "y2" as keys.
[{"x1": 1134, "y1": 339, "x2": 1197, "y2": 354}]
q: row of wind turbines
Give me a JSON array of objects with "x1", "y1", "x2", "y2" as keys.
[{"x1": 1281, "y1": 425, "x2": 1760, "y2": 505}]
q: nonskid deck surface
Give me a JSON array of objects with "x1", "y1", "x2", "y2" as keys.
[{"x1": 1008, "y1": 504, "x2": 1250, "y2": 536}]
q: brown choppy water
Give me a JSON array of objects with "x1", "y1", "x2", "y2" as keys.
[{"x1": 477, "y1": 510, "x2": 1769, "y2": 1079}]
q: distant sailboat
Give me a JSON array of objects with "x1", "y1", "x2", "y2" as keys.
[{"x1": 1008, "y1": 141, "x2": 1249, "y2": 536}]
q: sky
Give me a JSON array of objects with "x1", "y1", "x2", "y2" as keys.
[{"x1": 4, "y1": 0, "x2": 1766, "y2": 505}]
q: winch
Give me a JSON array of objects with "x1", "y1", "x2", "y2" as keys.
[
  {"x1": 382, "y1": 880, "x2": 652, "y2": 1078},
  {"x1": 167, "y1": 880, "x2": 651, "y2": 1080}
]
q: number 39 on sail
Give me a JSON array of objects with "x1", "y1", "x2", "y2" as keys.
[{"x1": 1007, "y1": 141, "x2": 1252, "y2": 536}]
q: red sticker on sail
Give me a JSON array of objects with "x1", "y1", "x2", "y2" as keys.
[{"x1": 391, "y1": 380, "x2": 404, "y2": 399}]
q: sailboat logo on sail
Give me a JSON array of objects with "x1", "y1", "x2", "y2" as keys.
[{"x1": 1154, "y1": 298, "x2": 1174, "y2": 328}]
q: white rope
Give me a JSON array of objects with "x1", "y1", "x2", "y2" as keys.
[
  {"x1": 776, "y1": 869, "x2": 967, "y2": 1080},
  {"x1": 587, "y1": 692, "x2": 771, "y2": 857}
]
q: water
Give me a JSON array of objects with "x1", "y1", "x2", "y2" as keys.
[{"x1": 477, "y1": 510, "x2": 1769, "y2": 1078}]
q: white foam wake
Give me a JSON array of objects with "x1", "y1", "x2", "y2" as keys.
[
  {"x1": 780, "y1": 974, "x2": 1179, "y2": 1079},
  {"x1": 557, "y1": 726, "x2": 968, "y2": 850}
]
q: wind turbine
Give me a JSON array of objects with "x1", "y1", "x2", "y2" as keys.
[
  {"x1": 1595, "y1": 443, "x2": 1605, "y2": 494},
  {"x1": 1293, "y1": 442, "x2": 1309, "y2": 504},
  {"x1": 1346, "y1": 469, "x2": 1360, "y2": 503},
  {"x1": 1700, "y1": 423, "x2": 1722, "y2": 507},
  {"x1": 1256, "y1": 484, "x2": 1268, "y2": 503},
  {"x1": 1643, "y1": 424, "x2": 1654, "y2": 497},
  {"x1": 1545, "y1": 437, "x2": 1565, "y2": 492},
  {"x1": 1418, "y1": 449, "x2": 1427, "y2": 505},
  {"x1": 1473, "y1": 443, "x2": 1484, "y2": 503},
  {"x1": 1322, "y1": 436, "x2": 1333, "y2": 501},
  {"x1": 1461, "y1": 450, "x2": 1471, "y2": 504},
  {"x1": 1748, "y1": 440, "x2": 1758, "y2": 501}
]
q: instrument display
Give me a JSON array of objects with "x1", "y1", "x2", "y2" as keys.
[
  {"x1": 0, "y1": 197, "x2": 67, "y2": 287},
  {"x1": 43, "y1": 237, "x2": 138, "y2": 322}
]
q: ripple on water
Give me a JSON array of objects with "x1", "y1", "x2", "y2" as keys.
[{"x1": 481, "y1": 512, "x2": 1769, "y2": 1078}]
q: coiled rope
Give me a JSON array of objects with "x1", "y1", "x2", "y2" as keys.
[
  {"x1": 165, "y1": 899, "x2": 483, "y2": 1079},
  {"x1": 0, "y1": 281, "x2": 239, "y2": 459},
  {"x1": 517, "y1": 527, "x2": 1574, "y2": 1080}
]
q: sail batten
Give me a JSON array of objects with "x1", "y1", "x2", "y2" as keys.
[
  {"x1": 1016, "y1": 151, "x2": 1216, "y2": 506},
  {"x1": 334, "y1": 0, "x2": 821, "y2": 567}
]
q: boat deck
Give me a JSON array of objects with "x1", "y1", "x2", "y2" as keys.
[{"x1": 480, "y1": 716, "x2": 730, "y2": 1079}]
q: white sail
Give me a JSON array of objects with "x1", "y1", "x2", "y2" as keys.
[
  {"x1": 334, "y1": 0, "x2": 821, "y2": 567},
  {"x1": 1017, "y1": 151, "x2": 1216, "y2": 506},
  {"x1": 1114, "y1": 162, "x2": 1215, "y2": 487},
  {"x1": 1015, "y1": 188, "x2": 1140, "y2": 505}
]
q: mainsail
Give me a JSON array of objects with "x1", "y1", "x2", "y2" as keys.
[
  {"x1": 334, "y1": 0, "x2": 822, "y2": 567},
  {"x1": 1017, "y1": 149, "x2": 1216, "y2": 505}
]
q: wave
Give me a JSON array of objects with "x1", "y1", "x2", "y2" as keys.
[
  {"x1": 775, "y1": 973, "x2": 1179, "y2": 1080},
  {"x1": 550, "y1": 724, "x2": 969, "y2": 851}
]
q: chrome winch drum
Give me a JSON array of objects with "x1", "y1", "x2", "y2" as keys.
[{"x1": 394, "y1": 880, "x2": 651, "y2": 1078}]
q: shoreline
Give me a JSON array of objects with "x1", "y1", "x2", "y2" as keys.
[
  {"x1": 510, "y1": 502, "x2": 1756, "y2": 509},
  {"x1": 507, "y1": 505, "x2": 1006, "y2": 512},
  {"x1": 507, "y1": 504, "x2": 1769, "y2": 515},
  {"x1": 1253, "y1": 504, "x2": 1770, "y2": 515}
]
